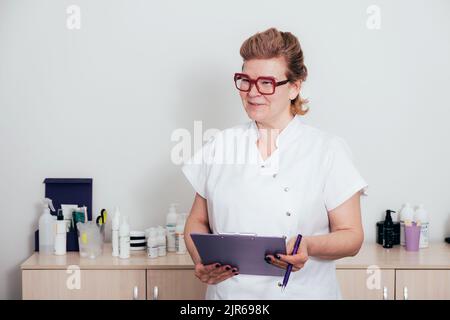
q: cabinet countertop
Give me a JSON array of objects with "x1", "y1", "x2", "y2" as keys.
[{"x1": 21, "y1": 242, "x2": 450, "y2": 270}]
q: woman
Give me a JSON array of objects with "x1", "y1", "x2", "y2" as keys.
[{"x1": 182, "y1": 28, "x2": 368, "y2": 299}]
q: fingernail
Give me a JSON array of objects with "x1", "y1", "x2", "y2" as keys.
[
  {"x1": 275, "y1": 254, "x2": 281, "y2": 260},
  {"x1": 265, "y1": 256, "x2": 271, "y2": 263},
  {"x1": 225, "y1": 266, "x2": 231, "y2": 271},
  {"x1": 215, "y1": 264, "x2": 221, "y2": 268}
]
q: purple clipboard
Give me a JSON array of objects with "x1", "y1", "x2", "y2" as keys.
[{"x1": 190, "y1": 233, "x2": 287, "y2": 277}]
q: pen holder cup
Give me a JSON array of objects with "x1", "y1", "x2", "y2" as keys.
[
  {"x1": 404, "y1": 224, "x2": 421, "y2": 252},
  {"x1": 77, "y1": 222, "x2": 104, "y2": 259}
]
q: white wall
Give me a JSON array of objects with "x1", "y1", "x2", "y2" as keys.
[{"x1": 1, "y1": 0, "x2": 449, "y2": 299}]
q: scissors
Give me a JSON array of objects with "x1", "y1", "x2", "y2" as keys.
[{"x1": 96, "y1": 209, "x2": 108, "y2": 226}]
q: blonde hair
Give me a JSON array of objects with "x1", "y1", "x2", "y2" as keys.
[{"x1": 240, "y1": 28, "x2": 309, "y2": 115}]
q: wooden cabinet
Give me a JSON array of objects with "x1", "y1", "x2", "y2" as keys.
[
  {"x1": 21, "y1": 243, "x2": 449, "y2": 300},
  {"x1": 147, "y1": 269, "x2": 206, "y2": 300},
  {"x1": 22, "y1": 269, "x2": 146, "y2": 300},
  {"x1": 336, "y1": 269, "x2": 395, "y2": 300},
  {"x1": 336, "y1": 244, "x2": 450, "y2": 300},
  {"x1": 20, "y1": 245, "x2": 206, "y2": 300},
  {"x1": 395, "y1": 270, "x2": 450, "y2": 300}
]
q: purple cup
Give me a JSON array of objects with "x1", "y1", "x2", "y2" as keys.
[{"x1": 405, "y1": 224, "x2": 421, "y2": 251}]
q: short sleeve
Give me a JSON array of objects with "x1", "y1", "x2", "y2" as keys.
[
  {"x1": 323, "y1": 137, "x2": 368, "y2": 212},
  {"x1": 181, "y1": 136, "x2": 216, "y2": 199}
]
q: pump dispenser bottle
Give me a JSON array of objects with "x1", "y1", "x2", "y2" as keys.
[{"x1": 383, "y1": 210, "x2": 395, "y2": 248}]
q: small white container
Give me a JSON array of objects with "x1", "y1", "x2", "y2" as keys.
[
  {"x1": 39, "y1": 198, "x2": 56, "y2": 255},
  {"x1": 166, "y1": 203, "x2": 178, "y2": 252},
  {"x1": 147, "y1": 228, "x2": 158, "y2": 259}
]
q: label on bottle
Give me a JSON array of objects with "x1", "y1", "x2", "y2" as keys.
[
  {"x1": 419, "y1": 223, "x2": 429, "y2": 248},
  {"x1": 383, "y1": 226, "x2": 394, "y2": 248},
  {"x1": 148, "y1": 246, "x2": 158, "y2": 258},
  {"x1": 158, "y1": 245, "x2": 167, "y2": 256}
]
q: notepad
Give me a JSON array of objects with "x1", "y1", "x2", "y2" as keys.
[{"x1": 190, "y1": 233, "x2": 287, "y2": 276}]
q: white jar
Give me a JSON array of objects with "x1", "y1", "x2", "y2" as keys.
[{"x1": 147, "y1": 228, "x2": 158, "y2": 259}]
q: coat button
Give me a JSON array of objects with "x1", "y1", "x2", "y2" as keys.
[
  {"x1": 261, "y1": 165, "x2": 265, "y2": 168},
  {"x1": 273, "y1": 174, "x2": 277, "y2": 178},
  {"x1": 284, "y1": 187, "x2": 290, "y2": 192},
  {"x1": 286, "y1": 212, "x2": 291, "y2": 216}
]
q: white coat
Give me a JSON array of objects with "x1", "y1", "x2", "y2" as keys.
[{"x1": 182, "y1": 115, "x2": 368, "y2": 299}]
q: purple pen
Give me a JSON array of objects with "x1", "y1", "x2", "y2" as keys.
[{"x1": 281, "y1": 234, "x2": 302, "y2": 292}]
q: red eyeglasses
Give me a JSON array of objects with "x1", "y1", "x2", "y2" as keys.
[{"x1": 234, "y1": 73, "x2": 290, "y2": 95}]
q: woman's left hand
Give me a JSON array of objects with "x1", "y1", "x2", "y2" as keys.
[{"x1": 265, "y1": 236, "x2": 309, "y2": 272}]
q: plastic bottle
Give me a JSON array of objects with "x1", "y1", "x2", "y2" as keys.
[
  {"x1": 166, "y1": 203, "x2": 178, "y2": 252},
  {"x1": 382, "y1": 210, "x2": 395, "y2": 249},
  {"x1": 175, "y1": 213, "x2": 187, "y2": 254},
  {"x1": 112, "y1": 207, "x2": 120, "y2": 257},
  {"x1": 39, "y1": 198, "x2": 56, "y2": 254},
  {"x1": 54, "y1": 209, "x2": 67, "y2": 255},
  {"x1": 414, "y1": 204, "x2": 429, "y2": 248},
  {"x1": 157, "y1": 226, "x2": 167, "y2": 256},
  {"x1": 147, "y1": 228, "x2": 159, "y2": 259},
  {"x1": 399, "y1": 203, "x2": 414, "y2": 246},
  {"x1": 119, "y1": 215, "x2": 130, "y2": 259}
]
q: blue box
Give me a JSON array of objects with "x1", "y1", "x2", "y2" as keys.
[{"x1": 35, "y1": 178, "x2": 93, "y2": 252}]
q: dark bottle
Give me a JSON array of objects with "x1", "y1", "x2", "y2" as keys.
[{"x1": 383, "y1": 210, "x2": 396, "y2": 248}]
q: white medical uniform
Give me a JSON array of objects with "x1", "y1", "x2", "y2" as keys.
[{"x1": 182, "y1": 115, "x2": 368, "y2": 300}]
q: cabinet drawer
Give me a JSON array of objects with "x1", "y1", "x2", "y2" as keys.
[
  {"x1": 22, "y1": 269, "x2": 146, "y2": 300},
  {"x1": 395, "y1": 270, "x2": 450, "y2": 300},
  {"x1": 336, "y1": 269, "x2": 395, "y2": 300},
  {"x1": 147, "y1": 269, "x2": 206, "y2": 300}
]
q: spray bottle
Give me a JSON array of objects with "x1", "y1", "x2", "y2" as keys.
[
  {"x1": 39, "y1": 198, "x2": 56, "y2": 254},
  {"x1": 157, "y1": 226, "x2": 167, "y2": 256}
]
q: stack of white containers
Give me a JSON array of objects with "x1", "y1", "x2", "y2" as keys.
[{"x1": 145, "y1": 203, "x2": 188, "y2": 258}]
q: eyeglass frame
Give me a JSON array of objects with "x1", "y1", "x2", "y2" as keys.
[{"x1": 234, "y1": 73, "x2": 290, "y2": 95}]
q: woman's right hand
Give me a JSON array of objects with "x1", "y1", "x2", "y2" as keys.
[{"x1": 194, "y1": 263, "x2": 239, "y2": 284}]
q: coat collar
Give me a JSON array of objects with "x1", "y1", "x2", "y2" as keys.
[{"x1": 248, "y1": 114, "x2": 304, "y2": 148}]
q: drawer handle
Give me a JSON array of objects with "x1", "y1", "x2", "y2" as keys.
[
  {"x1": 403, "y1": 286, "x2": 408, "y2": 300},
  {"x1": 153, "y1": 286, "x2": 159, "y2": 300},
  {"x1": 383, "y1": 286, "x2": 388, "y2": 300},
  {"x1": 133, "y1": 286, "x2": 138, "y2": 300}
]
